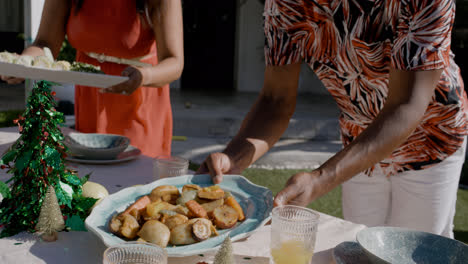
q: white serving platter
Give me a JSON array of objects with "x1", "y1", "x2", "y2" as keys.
[{"x1": 0, "y1": 61, "x2": 128, "y2": 88}]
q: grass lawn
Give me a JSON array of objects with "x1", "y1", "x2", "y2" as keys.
[
  {"x1": 0, "y1": 110, "x2": 23, "y2": 128},
  {"x1": 242, "y1": 168, "x2": 468, "y2": 244}
]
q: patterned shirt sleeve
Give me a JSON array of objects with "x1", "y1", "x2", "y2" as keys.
[
  {"x1": 264, "y1": 0, "x2": 304, "y2": 66},
  {"x1": 391, "y1": 0, "x2": 455, "y2": 71}
]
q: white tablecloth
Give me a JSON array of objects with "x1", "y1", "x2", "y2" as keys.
[{"x1": 0, "y1": 127, "x2": 366, "y2": 264}]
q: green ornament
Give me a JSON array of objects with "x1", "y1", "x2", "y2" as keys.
[{"x1": 0, "y1": 80, "x2": 96, "y2": 237}]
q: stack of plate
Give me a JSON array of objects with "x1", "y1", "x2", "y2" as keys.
[{"x1": 64, "y1": 132, "x2": 140, "y2": 164}]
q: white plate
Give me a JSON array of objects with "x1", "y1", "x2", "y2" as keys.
[
  {"x1": 65, "y1": 145, "x2": 141, "y2": 164},
  {"x1": 0, "y1": 61, "x2": 128, "y2": 88}
]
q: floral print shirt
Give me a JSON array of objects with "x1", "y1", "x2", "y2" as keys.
[{"x1": 264, "y1": 0, "x2": 468, "y2": 176}]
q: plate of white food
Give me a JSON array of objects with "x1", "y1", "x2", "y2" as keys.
[{"x1": 0, "y1": 48, "x2": 128, "y2": 88}]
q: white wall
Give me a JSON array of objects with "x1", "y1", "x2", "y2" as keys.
[
  {"x1": 235, "y1": 0, "x2": 327, "y2": 94},
  {"x1": 23, "y1": 0, "x2": 45, "y2": 46}
]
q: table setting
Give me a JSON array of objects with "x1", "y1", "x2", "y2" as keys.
[
  {"x1": 0, "y1": 79, "x2": 467, "y2": 264},
  {"x1": 0, "y1": 106, "x2": 367, "y2": 264}
]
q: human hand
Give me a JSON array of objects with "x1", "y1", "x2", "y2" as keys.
[
  {"x1": 274, "y1": 170, "x2": 322, "y2": 207},
  {"x1": 0, "y1": 75, "x2": 25, "y2": 84},
  {"x1": 196, "y1": 152, "x2": 240, "y2": 184},
  {"x1": 100, "y1": 66, "x2": 143, "y2": 95}
]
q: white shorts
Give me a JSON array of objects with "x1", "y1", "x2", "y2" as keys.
[{"x1": 342, "y1": 139, "x2": 466, "y2": 238}]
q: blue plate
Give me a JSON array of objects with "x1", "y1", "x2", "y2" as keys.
[
  {"x1": 85, "y1": 174, "x2": 273, "y2": 257},
  {"x1": 357, "y1": 227, "x2": 468, "y2": 264}
]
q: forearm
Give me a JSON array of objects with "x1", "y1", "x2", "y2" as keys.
[
  {"x1": 223, "y1": 93, "x2": 296, "y2": 171},
  {"x1": 314, "y1": 102, "x2": 428, "y2": 198},
  {"x1": 141, "y1": 56, "x2": 183, "y2": 87}
]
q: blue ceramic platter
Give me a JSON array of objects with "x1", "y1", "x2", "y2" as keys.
[
  {"x1": 85, "y1": 174, "x2": 273, "y2": 257},
  {"x1": 357, "y1": 227, "x2": 468, "y2": 264}
]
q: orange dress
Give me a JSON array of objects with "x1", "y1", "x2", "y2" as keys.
[{"x1": 66, "y1": 0, "x2": 172, "y2": 157}]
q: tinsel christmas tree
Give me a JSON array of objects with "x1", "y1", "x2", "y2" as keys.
[
  {"x1": 0, "y1": 80, "x2": 97, "y2": 238},
  {"x1": 213, "y1": 236, "x2": 234, "y2": 264},
  {"x1": 36, "y1": 185, "x2": 65, "y2": 241}
]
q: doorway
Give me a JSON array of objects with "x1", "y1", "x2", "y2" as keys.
[{"x1": 181, "y1": 0, "x2": 237, "y2": 94}]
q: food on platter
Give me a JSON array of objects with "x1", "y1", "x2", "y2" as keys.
[
  {"x1": 0, "y1": 51, "x2": 18, "y2": 63},
  {"x1": 198, "y1": 185, "x2": 225, "y2": 200},
  {"x1": 52, "y1": 60, "x2": 72, "y2": 71},
  {"x1": 70, "y1": 61, "x2": 103, "y2": 73},
  {"x1": 0, "y1": 49, "x2": 101, "y2": 73},
  {"x1": 32, "y1": 55, "x2": 54, "y2": 69},
  {"x1": 15, "y1": 55, "x2": 34, "y2": 66},
  {"x1": 108, "y1": 184, "x2": 246, "y2": 248},
  {"x1": 212, "y1": 205, "x2": 239, "y2": 229}
]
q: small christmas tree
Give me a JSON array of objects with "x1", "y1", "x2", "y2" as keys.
[
  {"x1": 36, "y1": 185, "x2": 65, "y2": 241},
  {"x1": 213, "y1": 236, "x2": 234, "y2": 264},
  {"x1": 0, "y1": 80, "x2": 97, "y2": 238}
]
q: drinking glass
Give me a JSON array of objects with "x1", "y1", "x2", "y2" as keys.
[
  {"x1": 103, "y1": 242, "x2": 167, "y2": 264},
  {"x1": 153, "y1": 155, "x2": 189, "y2": 180},
  {"x1": 270, "y1": 205, "x2": 320, "y2": 264}
]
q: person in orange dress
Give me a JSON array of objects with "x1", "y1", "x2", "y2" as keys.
[{"x1": 1, "y1": 0, "x2": 183, "y2": 157}]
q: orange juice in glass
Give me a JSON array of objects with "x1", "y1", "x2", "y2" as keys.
[{"x1": 270, "y1": 205, "x2": 319, "y2": 264}]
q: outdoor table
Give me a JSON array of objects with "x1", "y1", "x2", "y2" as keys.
[{"x1": 0, "y1": 126, "x2": 366, "y2": 263}]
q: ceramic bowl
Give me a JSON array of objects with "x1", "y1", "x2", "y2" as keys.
[
  {"x1": 356, "y1": 227, "x2": 468, "y2": 264},
  {"x1": 64, "y1": 132, "x2": 130, "y2": 160},
  {"x1": 85, "y1": 174, "x2": 273, "y2": 257}
]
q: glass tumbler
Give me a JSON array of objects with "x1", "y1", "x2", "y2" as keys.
[
  {"x1": 153, "y1": 155, "x2": 189, "y2": 180},
  {"x1": 270, "y1": 205, "x2": 320, "y2": 264},
  {"x1": 103, "y1": 242, "x2": 167, "y2": 264}
]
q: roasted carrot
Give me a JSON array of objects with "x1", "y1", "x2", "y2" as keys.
[
  {"x1": 225, "y1": 196, "x2": 245, "y2": 221},
  {"x1": 123, "y1": 195, "x2": 151, "y2": 215},
  {"x1": 185, "y1": 200, "x2": 208, "y2": 219}
]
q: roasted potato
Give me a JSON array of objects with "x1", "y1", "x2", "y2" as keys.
[
  {"x1": 170, "y1": 222, "x2": 197, "y2": 245},
  {"x1": 164, "y1": 214, "x2": 189, "y2": 230},
  {"x1": 150, "y1": 185, "x2": 180, "y2": 204},
  {"x1": 174, "y1": 205, "x2": 190, "y2": 216},
  {"x1": 176, "y1": 190, "x2": 198, "y2": 205},
  {"x1": 201, "y1": 199, "x2": 224, "y2": 218},
  {"x1": 185, "y1": 200, "x2": 208, "y2": 219},
  {"x1": 182, "y1": 184, "x2": 201, "y2": 193},
  {"x1": 137, "y1": 220, "x2": 170, "y2": 248},
  {"x1": 192, "y1": 218, "x2": 213, "y2": 241},
  {"x1": 146, "y1": 201, "x2": 178, "y2": 218},
  {"x1": 109, "y1": 214, "x2": 123, "y2": 234},
  {"x1": 213, "y1": 205, "x2": 239, "y2": 229},
  {"x1": 120, "y1": 214, "x2": 140, "y2": 239},
  {"x1": 198, "y1": 185, "x2": 225, "y2": 200},
  {"x1": 225, "y1": 196, "x2": 245, "y2": 221}
]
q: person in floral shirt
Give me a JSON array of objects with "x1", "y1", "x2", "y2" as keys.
[{"x1": 198, "y1": 0, "x2": 467, "y2": 238}]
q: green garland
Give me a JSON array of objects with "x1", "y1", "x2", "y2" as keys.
[{"x1": 0, "y1": 80, "x2": 96, "y2": 238}]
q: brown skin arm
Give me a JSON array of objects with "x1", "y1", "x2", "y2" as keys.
[
  {"x1": 0, "y1": 0, "x2": 70, "y2": 84},
  {"x1": 197, "y1": 63, "x2": 302, "y2": 183},
  {"x1": 274, "y1": 68, "x2": 443, "y2": 207},
  {"x1": 198, "y1": 64, "x2": 442, "y2": 207},
  {"x1": 103, "y1": 0, "x2": 184, "y2": 94}
]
